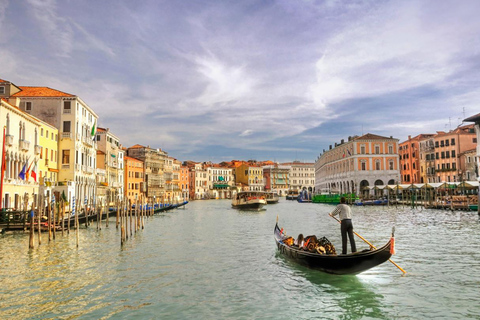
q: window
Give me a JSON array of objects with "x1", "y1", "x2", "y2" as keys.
[
  {"x1": 25, "y1": 102, "x2": 32, "y2": 111},
  {"x1": 474, "y1": 138, "x2": 478, "y2": 143},
  {"x1": 0, "y1": 86, "x2": 5, "y2": 94},
  {"x1": 62, "y1": 150, "x2": 70, "y2": 164},
  {"x1": 435, "y1": 141, "x2": 439, "y2": 148},
  {"x1": 375, "y1": 160, "x2": 381, "y2": 170},
  {"x1": 361, "y1": 161, "x2": 366, "y2": 171},
  {"x1": 452, "y1": 162, "x2": 456, "y2": 170},
  {"x1": 389, "y1": 160, "x2": 394, "y2": 170},
  {"x1": 63, "y1": 121, "x2": 71, "y2": 132},
  {"x1": 375, "y1": 145, "x2": 380, "y2": 154},
  {"x1": 445, "y1": 140, "x2": 449, "y2": 146},
  {"x1": 441, "y1": 152, "x2": 445, "y2": 159},
  {"x1": 446, "y1": 151, "x2": 450, "y2": 158},
  {"x1": 360, "y1": 145, "x2": 366, "y2": 154},
  {"x1": 451, "y1": 138, "x2": 455, "y2": 145},
  {"x1": 451, "y1": 150, "x2": 456, "y2": 158},
  {"x1": 64, "y1": 101, "x2": 71, "y2": 113}
]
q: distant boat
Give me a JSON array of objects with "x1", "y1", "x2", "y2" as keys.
[
  {"x1": 232, "y1": 191, "x2": 267, "y2": 210},
  {"x1": 312, "y1": 193, "x2": 357, "y2": 205},
  {"x1": 265, "y1": 192, "x2": 279, "y2": 204},
  {"x1": 286, "y1": 190, "x2": 299, "y2": 200},
  {"x1": 297, "y1": 189, "x2": 312, "y2": 203}
]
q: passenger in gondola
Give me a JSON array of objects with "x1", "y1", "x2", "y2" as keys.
[
  {"x1": 329, "y1": 197, "x2": 357, "y2": 255},
  {"x1": 294, "y1": 234, "x2": 304, "y2": 249}
]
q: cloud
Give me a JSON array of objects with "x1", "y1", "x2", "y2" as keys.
[
  {"x1": 26, "y1": 0, "x2": 74, "y2": 57},
  {"x1": 239, "y1": 130, "x2": 253, "y2": 137}
]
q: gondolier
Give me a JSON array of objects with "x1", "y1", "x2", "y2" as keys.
[{"x1": 329, "y1": 197, "x2": 357, "y2": 255}]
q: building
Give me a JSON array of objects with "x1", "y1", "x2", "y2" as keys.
[
  {"x1": 4, "y1": 79, "x2": 98, "y2": 206},
  {"x1": 315, "y1": 134, "x2": 400, "y2": 198},
  {"x1": 96, "y1": 127, "x2": 122, "y2": 204},
  {"x1": 399, "y1": 134, "x2": 434, "y2": 184},
  {"x1": 37, "y1": 119, "x2": 59, "y2": 201},
  {"x1": 419, "y1": 136, "x2": 436, "y2": 183},
  {"x1": 124, "y1": 156, "x2": 144, "y2": 203},
  {"x1": 459, "y1": 149, "x2": 477, "y2": 181},
  {"x1": 187, "y1": 162, "x2": 209, "y2": 200},
  {"x1": 235, "y1": 163, "x2": 264, "y2": 191},
  {"x1": 0, "y1": 97, "x2": 40, "y2": 209},
  {"x1": 171, "y1": 159, "x2": 182, "y2": 201},
  {"x1": 281, "y1": 161, "x2": 315, "y2": 194},
  {"x1": 179, "y1": 164, "x2": 189, "y2": 201},
  {"x1": 127, "y1": 145, "x2": 167, "y2": 201},
  {"x1": 206, "y1": 163, "x2": 234, "y2": 199},
  {"x1": 263, "y1": 164, "x2": 290, "y2": 196},
  {"x1": 432, "y1": 124, "x2": 476, "y2": 183},
  {"x1": 463, "y1": 113, "x2": 480, "y2": 212}
]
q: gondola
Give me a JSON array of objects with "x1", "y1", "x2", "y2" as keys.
[{"x1": 274, "y1": 222, "x2": 394, "y2": 275}]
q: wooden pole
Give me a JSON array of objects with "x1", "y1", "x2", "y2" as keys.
[
  {"x1": 28, "y1": 194, "x2": 34, "y2": 249},
  {"x1": 38, "y1": 194, "x2": 42, "y2": 245},
  {"x1": 330, "y1": 214, "x2": 406, "y2": 274},
  {"x1": 47, "y1": 196, "x2": 52, "y2": 241},
  {"x1": 52, "y1": 198, "x2": 56, "y2": 240},
  {"x1": 61, "y1": 199, "x2": 65, "y2": 236},
  {"x1": 74, "y1": 197, "x2": 79, "y2": 247}
]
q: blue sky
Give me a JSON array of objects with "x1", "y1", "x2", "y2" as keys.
[{"x1": 1, "y1": 0, "x2": 479, "y2": 163}]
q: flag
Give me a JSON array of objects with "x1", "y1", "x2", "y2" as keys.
[
  {"x1": 343, "y1": 150, "x2": 345, "y2": 158},
  {"x1": 31, "y1": 161, "x2": 37, "y2": 182},
  {"x1": 347, "y1": 149, "x2": 352, "y2": 157},
  {"x1": 26, "y1": 161, "x2": 33, "y2": 181},
  {"x1": 91, "y1": 120, "x2": 96, "y2": 139},
  {"x1": 62, "y1": 190, "x2": 67, "y2": 202},
  {"x1": 18, "y1": 160, "x2": 28, "y2": 180}
]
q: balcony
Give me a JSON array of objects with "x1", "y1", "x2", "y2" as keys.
[
  {"x1": 86, "y1": 166, "x2": 94, "y2": 174},
  {"x1": 75, "y1": 163, "x2": 81, "y2": 171},
  {"x1": 19, "y1": 139, "x2": 30, "y2": 151},
  {"x1": 5, "y1": 134, "x2": 14, "y2": 146},
  {"x1": 62, "y1": 132, "x2": 73, "y2": 139},
  {"x1": 83, "y1": 136, "x2": 93, "y2": 147},
  {"x1": 62, "y1": 164, "x2": 70, "y2": 170},
  {"x1": 34, "y1": 144, "x2": 42, "y2": 155}
]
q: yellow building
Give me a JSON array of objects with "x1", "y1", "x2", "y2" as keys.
[
  {"x1": 235, "y1": 163, "x2": 264, "y2": 191},
  {"x1": 37, "y1": 120, "x2": 59, "y2": 197}
]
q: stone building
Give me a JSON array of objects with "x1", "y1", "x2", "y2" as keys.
[
  {"x1": 127, "y1": 144, "x2": 167, "y2": 201},
  {"x1": 263, "y1": 164, "x2": 290, "y2": 196},
  {"x1": 315, "y1": 134, "x2": 400, "y2": 198}
]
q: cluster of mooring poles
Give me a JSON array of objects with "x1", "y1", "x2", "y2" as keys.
[{"x1": 22, "y1": 192, "x2": 158, "y2": 250}]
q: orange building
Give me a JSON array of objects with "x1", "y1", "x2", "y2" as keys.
[
  {"x1": 179, "y1": 164, "x2": 190, "y2": 200},
  {"x1": 124, "y1": 156, "x2": 144, "y2": 202},
  {"x1": 399, "y1": 134, "x2": 434, "y2": 183},
  {"x1": 432, "y1": 124, "x2": 476, "y2": 183}
]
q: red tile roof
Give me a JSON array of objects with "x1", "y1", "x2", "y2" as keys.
[{"x1": 12, "y1": 86, "x2": 75, "y2": 97}]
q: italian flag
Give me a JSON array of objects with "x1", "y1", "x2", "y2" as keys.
[{"x1": 91, "y1": 120, "x2": 96, "y2": 139}]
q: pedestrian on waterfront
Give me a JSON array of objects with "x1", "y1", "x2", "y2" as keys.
[{"x1": 329, "y1": 197, "x2": 357, "y2": 255}]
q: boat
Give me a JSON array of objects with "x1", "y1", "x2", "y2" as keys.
[
  {"x1": 274, "y1": 222, "x2": 394, "y2": 275},
  {"x1": 312, "y1": 192, "x2": 357, "y2": 204},
  {"x1": 232, "y1": 191, "x2": 267, "y2": 210},
  {"x1": 297, "y1": 189, "x2": 312, "y2": 203},
  {"x1": 265, "y1": 192, "x2": 279, "y2": 204},
  {"x1": 354, "y1": 198, "x2": 388, "y2": 206},
  {"x1": 469, "y1": 204, "x2": 478, "y2": 211},
  {"x1": 286, "y1": 190, "x2": 299, "y2": 200}
]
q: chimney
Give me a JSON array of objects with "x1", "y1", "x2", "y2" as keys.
[
  {"x1": 348, "y1": 136, "x2": 352, "y2": 141},
  {"x1": 329, "y1": 145, "x2": 332, "y2": 150},
  {"x1": 408, "y1": 135, "x2": 411, "y2": 140},
  {"x1": 341, "y1": 139, "x2": 344, "y2": 144}
]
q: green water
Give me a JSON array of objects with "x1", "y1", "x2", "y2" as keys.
[{"x1": 1, "y1": 200, "x2": 479, "y2": 319}]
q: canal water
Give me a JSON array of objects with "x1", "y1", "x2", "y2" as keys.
[{"x1": 1, "y1": 200, "x2": 479, "y2": 319}]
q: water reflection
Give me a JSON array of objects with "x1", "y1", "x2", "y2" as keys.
[{"x1": 274, "y1": 252, "x2": 388, "y2": 319}]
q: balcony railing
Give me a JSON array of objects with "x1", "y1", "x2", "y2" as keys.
[
  {"x1": 62, "y1": 132, "x2": 72, "y2": 139},
  {"x1": 5, "y1": 134, "x2": 14, "y2": 146},
  {"x1": 34, "y1": 144, "x2": 42, "y2": 155},
  {"x1": 19, "y1": 139, "x2": 30, "y2": 151},
  {"x1": 62, "y1": 164, "x2": 70, "y2": 170},
  {"x1": 86, "y1": 167, "x2": 94, "y2": 174}
]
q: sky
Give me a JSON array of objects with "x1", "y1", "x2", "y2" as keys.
[{"x1": 1, "y1": 0, "x2": 479, "y2": 163}]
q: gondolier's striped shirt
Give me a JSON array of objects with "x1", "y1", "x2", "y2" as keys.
[{"x1": 330, "y1": 204, "x2": 352, "y2": 220}]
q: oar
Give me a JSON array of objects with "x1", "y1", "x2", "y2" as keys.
[{"x1": 330, "y1": 214, "x2": 407, "y2": 274}]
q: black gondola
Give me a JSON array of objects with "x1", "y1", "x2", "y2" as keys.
[{"x1": 274, "y1": 222, "x2": 394, "y2": 275}]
